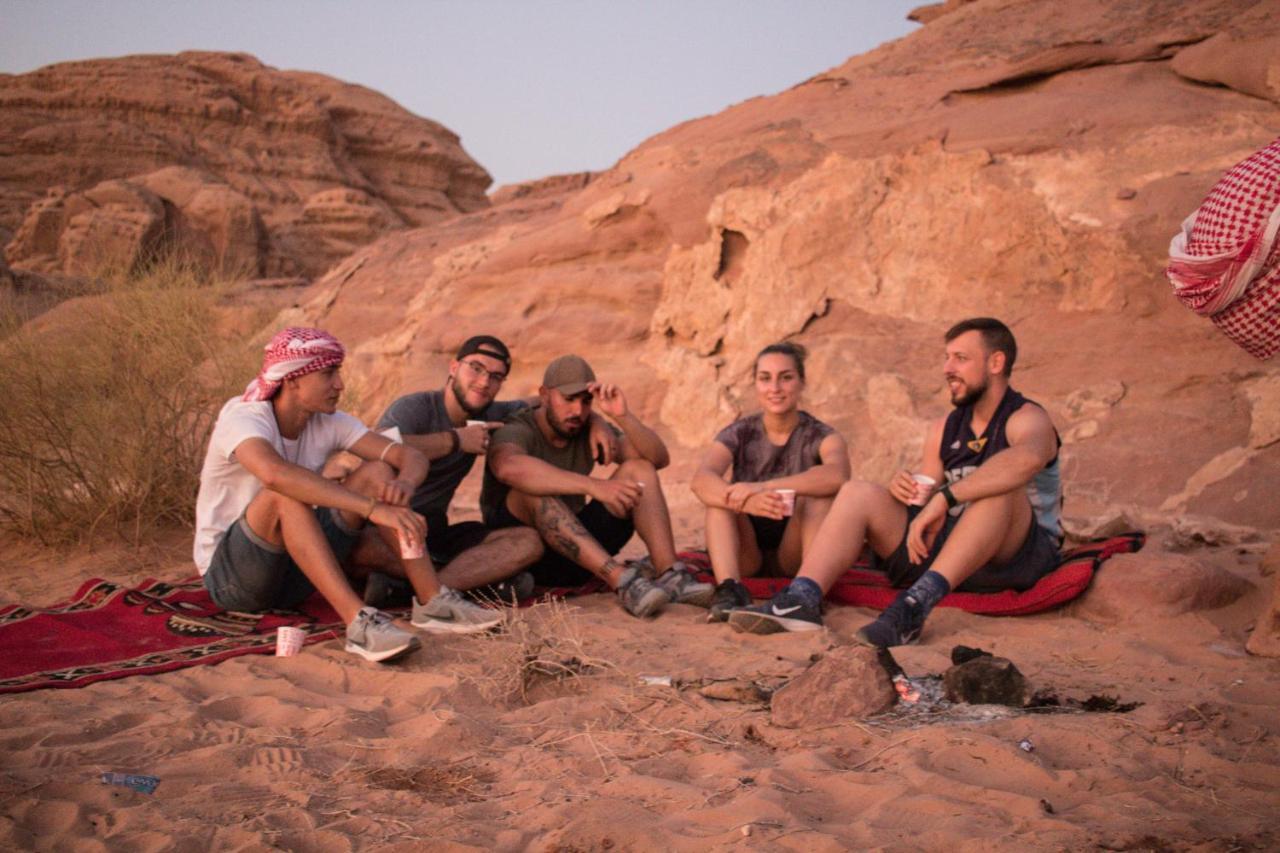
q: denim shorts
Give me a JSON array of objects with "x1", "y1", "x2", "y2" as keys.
[{"x1": 203, "y1": 506, "x2": 361, "y2": 611}]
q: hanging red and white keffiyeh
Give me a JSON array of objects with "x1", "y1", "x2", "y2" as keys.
[
  {"x1": 1166, "y1": 136, "x2": 1280, "y2": 360},
  {"x1": 242, "y1": 328, "x2": 346, "y2": 402}
]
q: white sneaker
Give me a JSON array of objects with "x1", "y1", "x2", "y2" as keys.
[
  {"x1": 411, "y1": 586, "x2": 503, "y2": 634},
  {"x1": 345, "y1": 607, "x2": 420, "y2": 662}
]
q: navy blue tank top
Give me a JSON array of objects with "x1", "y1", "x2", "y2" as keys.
[{"x1": 940, "y1": 388, "x2": 1062, "y2": 541}]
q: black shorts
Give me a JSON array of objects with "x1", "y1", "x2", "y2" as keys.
[
  {"x1": 203, "y1": 506, "x2": 360, "y2": 611},
  {"x1": 871, "y1": 504, "x2": 1061, "y2": 593},
  {"x1": 424, "y1": 514, "x2": 492, "y2": 567},
  {"x1": 489, "y1": 498, "x2": 634, "y2": 587},
  {"x1": 748, "y1": 515, "x2": 789, "y2": 551}
]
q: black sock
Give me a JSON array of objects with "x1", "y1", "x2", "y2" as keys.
[{"x1": 898, "y1": 570, "x2": 951, "y2": 620}]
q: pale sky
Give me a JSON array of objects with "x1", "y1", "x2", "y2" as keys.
[{"x1": 1, "y1": 1, "x2": 920, "y2": 188}]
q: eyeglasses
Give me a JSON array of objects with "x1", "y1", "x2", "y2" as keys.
[{"x1": 460, "y1": 359, "x2": 508, "y2": 385}]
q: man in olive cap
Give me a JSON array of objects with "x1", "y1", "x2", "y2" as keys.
[{"x1": 481, "y1": 354, "x2": 712, "y2": 617}]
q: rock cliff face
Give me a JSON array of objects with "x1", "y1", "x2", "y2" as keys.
[
  {"x1": 0, "y1": 52, "x2": 490, "y2": 278},
  {"x1": 280, "y1": 0, "x2": 1279, "y2": 540}
]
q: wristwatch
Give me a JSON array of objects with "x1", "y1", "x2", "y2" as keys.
[{"x1": 940, "y1": 484, "x2": 959, "y2": 509}]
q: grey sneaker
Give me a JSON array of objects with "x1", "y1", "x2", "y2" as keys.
[
  {"x1": 411, "y1": 586, "x2": 503, "y2": 634},
  {"x1": 655, "y1": 562, "x2": 715, "y2": 608},
  {"x1": 617, "y1": 567, "x2": 670, "y2": 618},
  {"x1": 345, "y1": 607, "x2": 420, "y2": 663}
]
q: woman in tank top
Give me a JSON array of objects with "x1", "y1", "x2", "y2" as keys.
[{"x1": 691, "y1": 342, "x2": 851, "y2": 621}]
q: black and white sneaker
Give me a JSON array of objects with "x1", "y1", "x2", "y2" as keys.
[
  {"x1": 707, "y1": 578, "x2": 753, "y2": 623},
  {"x1": 727, "y1": 588, "x2": 823, "y2": 634},
  {"x1": 854, "y1": 593, "x2": 925, "y2": 648}
]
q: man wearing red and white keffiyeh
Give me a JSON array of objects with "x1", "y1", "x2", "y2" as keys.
[
  {"x1": 242, "y1": 328, "x2": 348, "y2": 402},
  {"x1": 1167, "y1": 136, "x2": 1280, "y2": 360},
  {"x1": 193, "y1": 326, "x2": 498, "y2": 664}
]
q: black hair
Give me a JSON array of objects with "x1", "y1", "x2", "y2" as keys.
[
  {"x1": 754, "y1": 341, "x2": 807, "y2": 381},
  {"x1": 944, "y1": 317, "x2": 1016, "y2": 376}
]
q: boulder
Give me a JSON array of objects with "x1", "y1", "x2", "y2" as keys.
[
  {"x1": 944, "y1": 656, "x2": 1032, "y2": 707},
  {"x1": 1249, "y1": 548, "x2": 1280, "y2": 653},
  {"x1": 770, "y1": 645, "x2": 896, "y2": 727},
  {"x1": 1076, "y1": 551, "x2": 1254, "y2": 621}
]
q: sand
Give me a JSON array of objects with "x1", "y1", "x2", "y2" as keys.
[{"x1": 1, "y1": 529, "x2": 1277, "y2": 851}]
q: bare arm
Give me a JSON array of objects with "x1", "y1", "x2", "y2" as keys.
[
  {"x1": 402, "y1": 430, "x2": 462, "y2": 461},
  {"x1": 945, "y1": 405, "x2": 1057, "y2": 504},
  {"x1": 888, "y1": 417, "x2": 946, "y2": 505},
  {"x1": 691, "y1": 442, "x2": 735, "y2": 508},
  {"x1": 237, "y1": 437, "x2": 383, "y2": 518},
  {"x1": 591, "y1": 382, "x2": 670, "y2": 469},
  {"x1": 348, "y1": 431, "x2": 430, "y2": 508},
  {"x1": 488, "y1": 441, "x2": 599, "y2": 497}
]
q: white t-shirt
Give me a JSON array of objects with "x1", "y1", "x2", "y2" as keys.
[{"x1": 193, "y1": 397, "x2": 369, "y2": 573}]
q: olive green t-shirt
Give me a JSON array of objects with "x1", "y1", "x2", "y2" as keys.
[{"x1": 480, "y1": 408, "x2": 597, "y2": 522}]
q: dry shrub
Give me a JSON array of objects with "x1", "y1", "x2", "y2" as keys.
[
  {"x1": 467, "y1": 598, "x2": 618, "y2": 704},
  {"x1": 0, "y1": 258, "x2": 261, "y2": 543}
]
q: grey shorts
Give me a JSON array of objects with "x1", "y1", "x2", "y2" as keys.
[
  {"x1": 203, "y1": 507, "x2": 361, "y2": 612},
  {"x1": 871, "y1": 504, "x2": 1061, "y2": 593}
]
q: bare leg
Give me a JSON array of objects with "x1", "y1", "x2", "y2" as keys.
[
  {"x1": 507, "y1": 491, "x2": 627, "y2": 588},
  {"x1": 614, "y1": 459, "x2": 678, "y2": 571},
  {"x1": 704, "y1": 507, "x2": 763, "y2": 582},
  {"x1": 243, "y1": 490, "x2": 364, "y2": 624},
  {"x1": 338, "y1": 460, "x2": 441, "y2": 603},
  {"x1": 794, "y1": 480, "x2": 908, "y2": 593},
  {"x1": 438, "y1": 527, "x2": 544, "y2": 590},
  {"x1": 926, "y1": 490, "x2": 1032, "y2": 589},
  {"x1": 775, "y1": 494, "x2": 835, "y2": 577}
]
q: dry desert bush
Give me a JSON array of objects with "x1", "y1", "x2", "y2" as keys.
[
  {"x1": 0, "y1": 257, "x2": 261, "y2": 543},
  {"x1": 464, "y1": 597, "x2": 619, "y2": 705}
]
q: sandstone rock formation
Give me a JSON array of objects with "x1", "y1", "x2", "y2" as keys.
[
  {"x1": 0, "y1": 52, "x2": 490, "y2": 278},
  {"x1": 1075, "y1": 550, "x2": 1253, "y2": 621},
  {"x1": 770, "y1": 645, "x2": 896, "y2": 726},
  {"x1": 276, "y1": 0, "x2": 1277, "y2": 546}
]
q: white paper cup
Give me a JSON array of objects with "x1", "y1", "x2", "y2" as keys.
[
  {"x1": 465, "y1": 420, "x2": 486, "y2": 428},
  {"x1": 275, "y1": 626, "x2": 305, "y2": 657},
  {"x1": 910, "y1": 474, "x2": 937, "y2": 506},
  {"x1": 775, "y1": 488, "x2": 796, "y2": 516},
  {"x1": 399, "y1": 529, "x2": 425, "y2": 561}
]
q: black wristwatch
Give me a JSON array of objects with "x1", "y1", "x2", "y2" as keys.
[{"x1": 940, "y1": 484, "x2": 959, "y2": 509}]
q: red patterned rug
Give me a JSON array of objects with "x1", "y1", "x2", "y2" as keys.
[
  {"x1": 0, "y1": 578, "x2": 343, "y2": 695},
  {"x1": 0, "y1": 534, "x2": 1141, "y2": 695}
]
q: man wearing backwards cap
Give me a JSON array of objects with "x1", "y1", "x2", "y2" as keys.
[
  {"x1": 481, "y1": 354, "x2": 713, "y2": 617},
  {"x1": 195, "y1": 327, "x2": 480, "y2": 663},
  {"x1": 354, "y1": 335, "x2": 548, "y2": 608}
]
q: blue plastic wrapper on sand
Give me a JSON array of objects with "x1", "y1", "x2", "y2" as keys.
[{"x1": 100, "y1": 772, "x2": 160, "y2": 794}]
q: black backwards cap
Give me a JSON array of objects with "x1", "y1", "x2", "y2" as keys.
[{"x1": 455, "y1": 335, "x2": 511, "y2": 368}]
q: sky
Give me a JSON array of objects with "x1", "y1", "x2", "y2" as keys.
[{"x1": 1, "y1": 1, "x2": 920, "y2": 188}]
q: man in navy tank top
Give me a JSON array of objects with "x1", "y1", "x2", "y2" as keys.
[{"x1": 730, "y1": 318, "x2": 1063, "y2": 646}]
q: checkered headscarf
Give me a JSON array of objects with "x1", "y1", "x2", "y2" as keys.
[
  {"x1": 242, "y1": 328, "x2": 346, "y2": 402},
  {"x1": 1167, "y1": 136, "x2": 1280, "y2": 360}
]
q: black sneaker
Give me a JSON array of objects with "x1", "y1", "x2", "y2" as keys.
[
  {"x1": 727, "y1": 588, "x2": 823, "y2": 634},
  {"x1": 854, "y1": 593, "x2": 925, "y2": 648},
  {"x1": 707, "y1": 578, "x2": 753, "y2": 623},
  {"x1": 467, "y1": 571, "x2": 536, "y2": 606}
]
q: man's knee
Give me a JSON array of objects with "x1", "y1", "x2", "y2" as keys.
[
  {"x1": 833, "y1": 480, "x2": 884, "y2": 512},
  {"x1": 616, "y1": 458, "x2": 657, "y2": 482},
  {"x1": 343, "y1": 459, "x2": 395, "y2": 493}
]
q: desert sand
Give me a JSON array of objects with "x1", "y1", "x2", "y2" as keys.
[
  {"x1": 1, "y1": 523, "x2": 1277, "y2": 850},
  {"x1": 3, "y1": 0, "x2": 1280, "y2": 849}
]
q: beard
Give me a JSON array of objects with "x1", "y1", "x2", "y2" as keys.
[
  {"x1": 546, "y1": 406, "x2": 584, "y2": 439},
  {"x1": 450, "y1": 375, "x2": 490, "y2": 417},
  {"x1": 949, "y1": 375, "x2": 989, "y2": 408}
]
